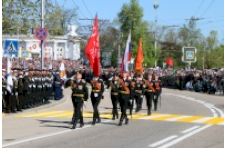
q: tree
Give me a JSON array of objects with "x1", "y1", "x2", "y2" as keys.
[
  {"x1": 118, "y1": 0, "x2": 144, "y2": 56},
  {"x1": 2, "y1": 0, "x2": 78, "y2": 36}
]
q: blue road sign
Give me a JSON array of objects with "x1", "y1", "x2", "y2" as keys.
[{"x1": 4, "y1": 40, "x2": 19, "y2": 55}]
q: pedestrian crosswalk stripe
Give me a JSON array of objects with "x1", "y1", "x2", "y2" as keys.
[{"x1": 14, "y1": 111, "x2": 224, "y2": 125}]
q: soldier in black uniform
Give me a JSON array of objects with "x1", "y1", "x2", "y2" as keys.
[
  {"x1": 109, "y1": 73, "x2": 119, "y2": 120},
  {"x1": 144, "y1": 74, "x2": 155, "y2": 115},
  {"x1": 42, "y1": 70, "x2": 48, "y2": 104},
  {"x1": 153, "y1": 75, "x2": 162, "y2": 111},
  {"x1": 11, "y1": 70, "x2": 19, "y2": 112},
  {"x1": 90, "y1": 76, "x2": 104, "y2": 125},
  {"x1": 23, "y1": 69, "x2": 30, "y2": 109},
  {"x1": 118, "y1": 71, "x2": 131, "y2": 126},
  {"x1": 17, "y1": 70, "x2": 24, "y2": 111},
  {"x1": 71, "y1": 71, "x2": 89, "y2": 129},
  {"x1": 133, "y1": 74, "x2": 145, "y2": 112}
]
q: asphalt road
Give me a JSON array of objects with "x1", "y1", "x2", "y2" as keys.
[{"x1": 2, "y1": 87, "x2": 224, "y2": 148}]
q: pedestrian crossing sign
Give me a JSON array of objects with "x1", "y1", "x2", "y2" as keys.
[{"x1": 4, "y1": 40, "x2": 19, "y2": 55}]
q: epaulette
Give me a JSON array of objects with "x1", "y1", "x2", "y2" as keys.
[
  {"x1": 81, "y1": 79, "x2": 86, "y2": 83},
  {"x1": 99, "y1": 79, "x2": 103, "y2": 81}
]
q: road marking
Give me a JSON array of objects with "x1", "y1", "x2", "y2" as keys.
[
  {"x1": 14, "y1": 111, "x2": 224, "y2": 125},
  {"x1": 158, "y1": 125, "x2": 212, "y2": 148},
  {"x1": 149, "y1": 135, "x2": 178, "y2": 147},
  {"x1": 2, "y1": 119, "x2": 111, "y2": 147},
  {"x1": 139, "y1": 114, "x2": 169, "y2": 120},
  {"x1": 165, "y1": 116, "x2": 191, "y2": 121},
  {"x1": 218, "y1": 122, "x2": 224, "y2": 125},
  {"x1": 175, "y1": 116, "x2": 204, "y2": 122},
  {"x1": 47, "y1": 112, "x2": 73, "y2": 118},
  {"x1": 203, "y1": 117, "x2": 224, "y2": 124},
  {"x1": 191, "y1": 117, "x2": 214, "y2": 123},
  {"x1": 164, "y1": 93, "x2": 224, "y2": 118},
  {"x1": 151, "y1": 115, "x2": 179, "y2": 121},
  {"x1": 181, "y1": 126, "x2": 200, "y2": 134},
  {"x1": 212, "y1": 107, "x2": 224, "y2": 117}
]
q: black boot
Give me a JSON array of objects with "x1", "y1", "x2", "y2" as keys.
[
  {"x1": 71, "y1": 121, "x2": 77, "y2": 129},
  {"x1": 118, "y1": 120, "x2": 123, "y2": 126},
  {"x1": 125, "y1": 118, "x2": 129, "y2": 125},
  {"x1": 92, "y1": 118, "x2": 96, "y2": 125},
  {"x1": 70, "y1": 118, "x2": 75, "y2": 124},
  {"x1": 80, "y1": 123, "x2": 84, "y2": 128},
  {"x1": 112, "y1": 110, "x2": 115, "y2": 120},
  {"x1": 97, "y1": 118, "x2": 101, "y2": 123},
  {"x1": 148, "y1": 107, "x2": 151, "y2": 115},
  {"x1": 154, "y1": 102, "x2": 157, "y2": 111},
  {"x1": 116, "y1": 111, "x2": 119, "y2": 119}
]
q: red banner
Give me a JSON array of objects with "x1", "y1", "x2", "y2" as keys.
[
  {"x1": 85, "y1": 14, "x2": 101, "y2": 77},
  {"x1": 135, "y1": 38, "x2": 144, "y2": 74}
]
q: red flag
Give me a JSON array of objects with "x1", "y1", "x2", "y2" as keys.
[
  {"x1": 85, "y1": 14, "x2": 101, "y2": 77},
  {"x1": 165, "y1": 57, "x2": 173, "y2": 67},
  {"x1": 134, "y1": 38, "x2": 144, "y2": 74}
]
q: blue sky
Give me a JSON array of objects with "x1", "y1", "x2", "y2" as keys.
[{"x1": 57, "y1": 0, "x2": 224, "y2": 43}]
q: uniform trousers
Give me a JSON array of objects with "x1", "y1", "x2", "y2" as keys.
[{"x1": 91, "y1": 93, "x2": 101, "y2": 120}]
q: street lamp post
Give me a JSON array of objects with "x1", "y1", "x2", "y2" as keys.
[
  {"x1": 41, "y1": 0, "x2": 45, "y2": 70},
  {"x1": 153, "y1": 0, "x2": 159, "y2": 67}
]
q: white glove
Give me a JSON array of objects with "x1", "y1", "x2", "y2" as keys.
[
  {"x1": 84, "y1": 101, "x2": 87, "y2": 108},
  {"x1": 140, "y1": 95, "x2": 143, "y2": 98}
]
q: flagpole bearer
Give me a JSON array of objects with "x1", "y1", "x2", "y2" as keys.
[{"x1": 41, "y1": 0, "x2": 45, "y2": 70}]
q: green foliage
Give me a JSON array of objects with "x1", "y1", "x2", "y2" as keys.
[{"x1": 2, "y1": 0, "x2": 77, "y2": 36}]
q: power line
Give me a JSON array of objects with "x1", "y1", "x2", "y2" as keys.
[
  {"x1": 194, "y1": 0, "x2": 205, "y2": 16},
  {"x1": 200, "y1": 0, "x2": 215, "y2": 17},
  {"x1": 71, "y1": 0, "x2": 86, "y2": 19},
  {"x1": 81, "y1": 0, "x2": 93, "y2": 18}
]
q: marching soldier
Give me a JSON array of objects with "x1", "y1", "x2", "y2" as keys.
[
  {"x1": 144, "y1": 74, "x2": 155, "y2": 115},
  {"x1": 118, "y1": 71, "x2": 131, "y2": 126},
  {"x1": 90, "y1": 76, "x2": 104, "y2": 125},
  {"x1": 153, "y1": 75, "x2": 162, "y2": 111},
  {"x1": 71, "y1": 71, "x2": 88, "y2": 129},
  {"x1": 109, "y1": 73, "x2": 119, "y2": 120},
  {"x1": 133, "y1": 74, "x2": 145, "y2": 112}
]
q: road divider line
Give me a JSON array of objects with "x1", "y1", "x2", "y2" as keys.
[
  {"x1": 181, "y1": 126, "x2": 200, "y2": 134},
  {"x1": 158, "y1": 125, "x2": 212, "y2": 148},
  {"x1": 149, "y1": 135, "x2": 178, "y2": 147}
]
